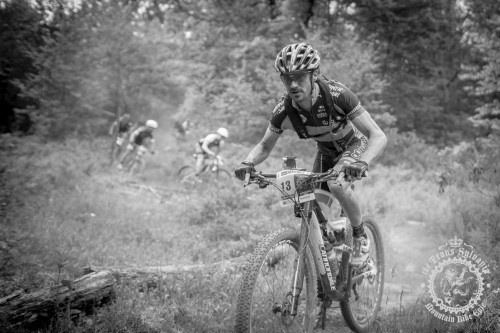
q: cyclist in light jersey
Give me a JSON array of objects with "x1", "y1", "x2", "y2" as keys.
[{"x1": 194, "y1": 127, "x2": 229, "y2": 177}]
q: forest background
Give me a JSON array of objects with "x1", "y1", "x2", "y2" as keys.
[{"x1": 0, "y1": 0, "x2": 499, "y2": 332}]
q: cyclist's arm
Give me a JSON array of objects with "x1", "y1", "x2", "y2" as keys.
[
  {"x1": 349, "y1": 112, "x2": 387, "y2": 165},
  {"x1": 242, "y1": 127, "x2": 280, "y2": 166},
  {"x1": 109, "y1": 121, "x2": 117, "y2": 136},
  {"x1": 146, "y1": 138, "x2": 155, "y2": 153},
  {"x1": 201, "y1": 134, "x2": 218, "y2": 156}
]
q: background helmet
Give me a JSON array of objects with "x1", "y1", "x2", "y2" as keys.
[
  {"x1": 145, "y1": 119, "x2": 158, "y2": 129},
  {"x1": 216, "y1": 127, "x2": 229, "y2": 138},
  {"x1": 274, "y1": 43, "x2": 320, "y2": 74}
]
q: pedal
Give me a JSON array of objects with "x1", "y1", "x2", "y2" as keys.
[{"x1": 353, "y1": 258, "x2": 377, "y2": 285}]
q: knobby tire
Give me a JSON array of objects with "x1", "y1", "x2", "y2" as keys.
[
  {"x1": 177, "y1": 165, "x2": 196, "y2": 182},
  {"x1": 215, "y1": 168, "x2": 232, "y2": 181},
  {"x1": 340, "y1": 216, "x2": 385, "y2": 333},
  {"x1": 235, "y1": 228, "x2": 318, "y2": 333}
]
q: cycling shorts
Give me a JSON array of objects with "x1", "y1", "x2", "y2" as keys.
[
  {"x1": 126, "y1": 143, "x2": 148, "y2": 153},
  {"x1": 115, "y1": 133, "x2": 128, "y2": 146},
  {"x1": 136, "y1": 145, "x2": 148, "y2": 156},
  {"x1": 312, "y1": 135, "x2": 368, "y2": 191}
]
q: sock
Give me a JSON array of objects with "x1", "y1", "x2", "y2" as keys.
[{"x1": 352, "y1": 223, "x2": 367, "y2": 239}]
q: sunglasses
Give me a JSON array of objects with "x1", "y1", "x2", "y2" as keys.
[{"x1": 280, "y1": 71, "x2": 312, "y2": 85}]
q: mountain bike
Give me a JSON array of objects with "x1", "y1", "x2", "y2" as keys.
[
  {"x1": 177, "y1": 155, "x2": 232, "y2": 183},
  {"x1": 235, "y1": 167, "x2": 384, "y2": 333},
  {"x1": 122, "y1": 146, "x2": 149, "y2": 176}
]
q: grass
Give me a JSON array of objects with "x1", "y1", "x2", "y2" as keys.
[{"x1": 1, "y1": 133, "x2": 499, "y2": 332}]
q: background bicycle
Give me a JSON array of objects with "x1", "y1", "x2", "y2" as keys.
[
  {"x1": 177, "y1": 155, "x2": 232, "y2": 183},
  {"x1": 122, "y1": 145, "x2": 149, "y2": 176},
  {"x1": 235, "y1": 166, "x2": 385, "y2": 333}
]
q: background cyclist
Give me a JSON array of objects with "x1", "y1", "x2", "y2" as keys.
[
  {"x1": 109, "y1": 113, "x2": 134, "y2": 138},
  {"x1": 234, "y1": 42, "x2": 387, "y2": 310},
  {"x1": 109, "y1": 113, "x2": 134, "y2": 164},
  {"x1": 174, "y1": 118, "x2": 193, "y2": 139},
  {"x1": 118, "y1": 119, "x2": 158, "y2": 170},
  {"x1": 194, "y1": 127, "x2": 229, "y2": 179}
]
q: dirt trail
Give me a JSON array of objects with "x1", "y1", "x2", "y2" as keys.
[
  {"x1": 318, "y1": 220, "x2": 445, "y2": 331},
  {"x1": 383, "y1": 220, "x2": 446, "y2": 304}
]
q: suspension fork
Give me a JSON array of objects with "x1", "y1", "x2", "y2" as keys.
[
  {"x1": 288, "y1": 203, "x2": 310, "y2": 316},
  {"x1": 289, "y1": 200, "x2": 340, "y2": 315}
]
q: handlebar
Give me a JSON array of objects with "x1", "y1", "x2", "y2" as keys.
[{"x1": 244, "y1": 168, "x2": 340, "y2": 188}]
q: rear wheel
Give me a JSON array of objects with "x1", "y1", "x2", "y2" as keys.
[
  {"x1": 235, "y1": 228, "x2": 318, "y2": 333},
  {"x1": 340, "y1": 216, "x2": 384, "y2": 332}
]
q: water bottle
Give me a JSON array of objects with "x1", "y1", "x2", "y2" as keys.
[{"x1": 325, "y1": 242, "x2": 339, "y2": 278}]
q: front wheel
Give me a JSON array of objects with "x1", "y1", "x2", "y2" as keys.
[
  {"x1": 235, "y1": 228, "x2": 318, "y2": 333},
  {"x1": 340, "y1": 216, "x2": 385, "y2": 333},
  {"x1": 214, "y1": 168, "x2": 233, "y2": 182},
  {"x1": 127, "y1": 157, "x2": 144, "y2": 176},
  {"x1": 177, "y1": 165, "x2": 196, "y2": 183}
]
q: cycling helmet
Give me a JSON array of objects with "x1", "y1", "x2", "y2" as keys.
[
  {"x1": 146, "y1": 119, "x2": 158, "y2": 129},
  {"x1": 216, "y1": 127, "x2": 229, "y2": 138},
  {"x1": 275, "y1": 43, "x2": 320, "y2": 74}
]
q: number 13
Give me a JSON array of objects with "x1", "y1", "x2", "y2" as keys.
[{"x1": 281, "y1": 180, "x2": 292, "y2": 191}]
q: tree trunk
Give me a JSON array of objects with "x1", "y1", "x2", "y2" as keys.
[{"x1": 0, "y1": 271, "x2": 115, "y2": 330}]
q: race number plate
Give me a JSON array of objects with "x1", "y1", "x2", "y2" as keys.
[{"x1": 276, "y1": 170, "x2": 315, "y2": 206}]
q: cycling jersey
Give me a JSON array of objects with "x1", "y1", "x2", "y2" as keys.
[
  {"x1": 196, "y1": 133, "x2": 222, "y2": 155},
  {"x1": 129, "y1": 126, "x2": 153, "y2": 146},
  {"x1": 269, "y1": 80, "x2": 366, "y2": 156},
  {"x1": 118, "y1": 120, "x2": 133, "y2": 133}
]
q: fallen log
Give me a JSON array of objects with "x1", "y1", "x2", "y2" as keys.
[
  {"x1": 92, "y1": 254, "x2": 248, "y2": 280},
  {"x1": 0, "y1": 270, "x2": 115, "y2": 329},
  {"x1": 0, "y1": 255, "x2": 249, "y2": 329}
]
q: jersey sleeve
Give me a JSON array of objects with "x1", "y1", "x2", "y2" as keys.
[
  {"x1": 328, "y1": 81, "x2": 366, "y2": 120},
  {"x1": 269, "y1": 96, "x2": 287, "y2": 134},
  {"x1": 203, "y1": 133, "x2": 219, "y2": 145}
]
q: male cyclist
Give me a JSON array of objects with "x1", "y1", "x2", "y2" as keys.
[
  {"x1": 118, "y1": 119, "x2": 158, "y2": 170},
  {"x1": 234, "y1": 43, "x2": 387, "y2": 313},
  {"x1": 109, "y1": 113, "x2": 134, "y2": 138},
  {"x1": 194, "y1": 127, "x2": 229, "y2": 178},
  {"x1": 109, "y1": 113, "x2": 134, "y2": 164},
  {"x1": 174, "y1": 118, "x2": 193, "y2": 138}
]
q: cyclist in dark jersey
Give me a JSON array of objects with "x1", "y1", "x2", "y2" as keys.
[
  {"x1": 109, "y1": 114, "x2": 134, "y2": 144},
  {"x1": 234, "y1": 43, "x2": 387, "y2": 269},
  {"x1": 117, "y1": 119, "x2": 158, "y2": 170}
]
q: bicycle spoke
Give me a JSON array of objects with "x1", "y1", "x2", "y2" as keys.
[
  {"x1": 340, "y1": 217, "x2": 385, "y2": 332},
  {"x1": 236, "y1": 229, "x2": 317, "y2": 333}
]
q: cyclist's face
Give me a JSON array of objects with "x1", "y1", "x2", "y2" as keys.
[{"x1": 280, "y1": 70, "x2": 316, "y2": 102}]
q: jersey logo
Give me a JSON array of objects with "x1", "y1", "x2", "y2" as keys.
[
  {"x1": 346, "y1": 102, "x2": 362, "y2": 117},
  {"x1": 272, "y1": 98, "x2": 286, "y2": 116},
  {"x1": 269, "y1": 125, "x2": 282, "y2": 134}
]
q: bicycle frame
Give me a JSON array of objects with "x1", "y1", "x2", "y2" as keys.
[
  {"x1": 246, "y1": 170, "x2": 374, "y2": 318},
  {"x1": 289, "y1": 199, "x2": 348, "y2": 316}
]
